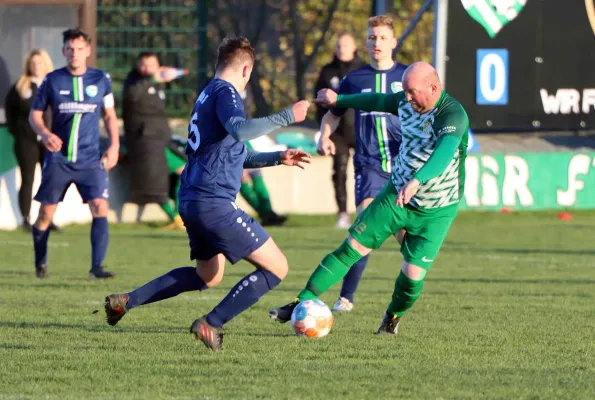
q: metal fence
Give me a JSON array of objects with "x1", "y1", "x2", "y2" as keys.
[{"x1": 96, "y1": 0, "x2": 208, "y2": 117}]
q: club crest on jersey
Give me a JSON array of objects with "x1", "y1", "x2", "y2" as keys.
[
  {"x1": 85, "y1": 85, "x2": 98, "y2": 98},
  {"x1": 391, "y1": 82, "x2": 403, "y2": 93},
  {"x1": 330, "y1": 76, "x2": 340, "y2": 90},
  {"x1": 423, "y1": 119, "x2": 433, "y2": 135}
]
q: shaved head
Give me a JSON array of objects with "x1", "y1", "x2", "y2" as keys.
[{"x1": 402, "y1": 62, "x2": 442, "y2": 113}]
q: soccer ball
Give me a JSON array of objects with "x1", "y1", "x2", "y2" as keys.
[{"x1": 290, "y1": 299, "x2": 333, "y2": 338}]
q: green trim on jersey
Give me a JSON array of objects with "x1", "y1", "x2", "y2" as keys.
[
  {"x1": 68, "y1": 77, "x2": 84, "y2": 162},
  {"x1": 375, "y1": 74, "x2": 390, "y2": 173},
  {"x1": 72, "y1": 77, "x2": 79, "y2": 101}
]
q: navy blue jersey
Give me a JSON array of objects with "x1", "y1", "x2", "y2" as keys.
[
  {"x1": 33, "y1": 67, "x2": 114, "y2": 165},
  {"x1": 179, "y1": 79, "x2": 248, "y2": 202},
  {"x1": 331, "y1": 62, "x2": 407, "y2": 174}
]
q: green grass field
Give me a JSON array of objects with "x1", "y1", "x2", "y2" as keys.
[{"x1": 0, "y1": 212, "x2": 594, "y2": 399}]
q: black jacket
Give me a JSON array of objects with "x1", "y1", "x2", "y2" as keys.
[
  {"x1": 122, "y1": 69, "x2": 170, "y2": 205},
  {"x1": 4, "y1": 82, "x2": 50, "y2": 142},
  {"x1": 314, "y1": 55, "x2": 366, "y2": 141}
]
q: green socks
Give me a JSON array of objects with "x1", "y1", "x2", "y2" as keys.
[
  {"x1": 161, "y1": 177, "x2": 182, "y2": 222},
  {"x1": 298, "y1": 240, "x2": 363, "y2": 301},
  {"x1": 251, "y1": 174, "x2": 273, "y2": 215},
  {"x1": 240, "y1": 182, "x2": 261, "y2": 212},
  {"x1": 387, "y1": 271, "x2": 424, "y2": 318},
  {"x1": 160, "y1": 201, "x2": 177, "y2": 222}
]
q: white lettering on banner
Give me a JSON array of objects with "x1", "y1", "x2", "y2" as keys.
[
  {"x1": 539, "y1": 89, "x2": 595, "y2": 114},
  {"x1": 464, "y1": 157, "x2": 480, "y2": 206},
  {"x1": 556, "y1": 154, "x2": 592, "y2": 206},
  {"x1": 502, "y1": 155, "x2": 533, "y2": 206},
  {"x1": 582, "y1": 89, "x2": 595, "y2": 113},
  {"x1": 481, "y1": 156, "x2": 500, "y2": 206}
]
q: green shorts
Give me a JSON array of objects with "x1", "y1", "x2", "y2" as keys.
[
  {"x1": 165, "y1": 147, "x2": 186, "y2": 174},
  {"x1": 349, "y1": 182, "x2": 458, "y2": 270}
]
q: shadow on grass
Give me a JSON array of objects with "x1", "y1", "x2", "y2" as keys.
[
  {"x1": 0, "y1": 343, "x2": 34, "y2": 350},
  {"x1": 0, "y1": 320, "x2": 184, "y2": 335},
  {"x1": 427, "y1": 277, "x2": 595, "y2": 285}
]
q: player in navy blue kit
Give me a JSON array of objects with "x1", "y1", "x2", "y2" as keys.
[
  {"x1": 28, "y1": 28, "x2": 120, "y2": 279},
  {"x1": 312, "y1": 16, "x2": 408, "y2": 313},
  {"x1": 103, "y1": 36, "x2": 311, "y2": 351}
]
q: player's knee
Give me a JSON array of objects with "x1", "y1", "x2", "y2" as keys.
[
  {"x1": 402, "y1": 262, "x2": 426, "y2": 280},
  {"x1": 35, "y1": 205, "x2": 56, "y2": 227},
  {"x1": 89, "y1": 199, "x2": 108, "y2": 217},
  {"x1": 274, "y1": 254, "x2": 289, "y2": 280},
  {"x1": 196, "y1": 262, "x2": 224, "y2": 287},
  {"x1": 346, "y1": 235, "x2": 371, "y2": 257}
]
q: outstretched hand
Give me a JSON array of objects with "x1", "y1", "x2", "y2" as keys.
[
  {"x1": 280, "y1": 149, "x2": 312, "y2": 169},
  {"x1": 312, "y1": 88, "x2": 338, "y2": 108}
]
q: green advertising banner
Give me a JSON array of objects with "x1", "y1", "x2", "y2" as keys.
[
  {"x1": 460, "y1": 152, "x2": 595, "y2": 210},
  {"x1": 0, "y1": 127, "x2": 17, "y2": 175}
]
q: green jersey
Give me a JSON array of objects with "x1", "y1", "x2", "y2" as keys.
[{"x1": 336, "y1": 90, "x2": 469, "y2": 209}]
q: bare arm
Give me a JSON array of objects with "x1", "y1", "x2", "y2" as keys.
[
  {"x1": 29, "y1": 110, "x2": 52, "y2": 138},
  {"x1": 29, "y1": 110, "x2": 62, "y2": 152},
  {"x1": 320, "y1": 111, "x2": 341, "y2": 140},
  {"x1": 316, "y1": 111, "x2": 341, "y2": 156}
]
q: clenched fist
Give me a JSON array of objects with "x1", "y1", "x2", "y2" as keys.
[
  {"x1": 41, "y1": 132, "x2": 63, "y2": 152},
  {"x1": 312, "y1": 89, "x2": 338, "y2": 108},
  {"x1": 291, "y1": 100, "x2": 310, "y2": 123}
]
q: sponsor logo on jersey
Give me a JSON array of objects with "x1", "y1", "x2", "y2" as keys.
[
  {"x1": 439, "y1": 126, "x2": 457, "y2": 134},
  {"x1": 58, "y1": 102, "x2": 98, "y2": 114}
]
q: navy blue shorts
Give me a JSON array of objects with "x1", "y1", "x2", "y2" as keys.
[
  {"x1": 34, "y1": 162, "x2": 108, "y2": 204},
  {"x1": 354, "y1": 168, "x2": 390, "y2": 206},
  {"x1": 179, "y1": 200, "x2": 270, "y2": 264}
]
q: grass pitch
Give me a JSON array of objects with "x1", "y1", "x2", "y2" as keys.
[{"x1": 0, "y1": 212, "x2": 594, "y2": 399}]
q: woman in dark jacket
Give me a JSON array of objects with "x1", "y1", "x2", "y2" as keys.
[{"x1": 4, "y1": 49, "x2": 56, "y2": 232}]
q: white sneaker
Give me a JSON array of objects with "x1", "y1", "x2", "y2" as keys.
[
  {"x1": 333, "y1": 297, "x2": 354, "y2": 312},
  {"x1": 335, "y1": 213, "x2": 351, "y2": 229}
]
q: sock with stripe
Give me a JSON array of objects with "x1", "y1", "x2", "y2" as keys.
[
  {"x1": 127, "y1": 267, "x2": 208, "y2": 309},
  {"x1": 298, "y1": 240, "x2": 363, "y2": 301},
  {"x1": 206, "y1": 269, "x2": 282, "y2": 328}
]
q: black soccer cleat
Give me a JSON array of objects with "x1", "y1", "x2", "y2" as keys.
[
  {"x1": 190, "y1": 316, "x2": 224, "y2": 351},
  {"x1": 376, "y1": 313, "x2": 401, "y2": 335},
  {"x1": 35, "y1": 264, "x2": 49, "y2": 279},
  {"x1": 261, "y1": 212, "x2": 288, "y2": 227},
  {"x1": 104, "y1": 293, "x2": 129, "y2": 326},
  {"x1": 89, "y1": 266, "x2": 115, "y2": 279},
  {"x1": 268, "y1": 299, "x2": 299, "y2": 323}
]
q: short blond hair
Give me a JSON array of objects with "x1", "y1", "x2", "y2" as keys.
[{"x1": 367, "y1": 15, "x2": 394, "y2": 32}]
